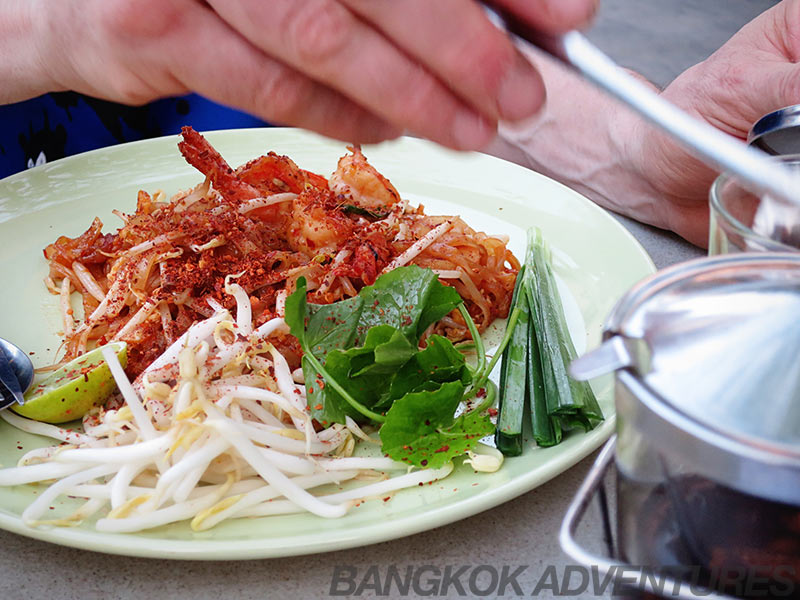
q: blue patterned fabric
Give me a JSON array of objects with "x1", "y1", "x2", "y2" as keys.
[{"x1": 0, "y1": 92, "x2": 270, "y2": 179}]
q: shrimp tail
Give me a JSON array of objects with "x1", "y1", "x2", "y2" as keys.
[{"x1": 178, "y1": 126, "x2": 259, "y2": 202}]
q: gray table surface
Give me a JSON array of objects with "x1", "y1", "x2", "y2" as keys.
[{"x1": 0, "y1": 1, "x2": 779, "y2": 599}]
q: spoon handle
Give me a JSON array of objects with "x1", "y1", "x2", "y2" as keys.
[
  {"x1": 485, "y1": 5, "x2": 800, "y2": 210},
  {"x1": 0, "y1": 346, "x2": 23, "y2": 409}
]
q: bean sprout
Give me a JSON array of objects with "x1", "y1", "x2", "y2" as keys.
[{"x1": 0, "y1": 293, "x2": 451, "y2": 532}]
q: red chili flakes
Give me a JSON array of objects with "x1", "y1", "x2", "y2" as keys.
[
  {"x1": 382, "y1": 496, "x2": 391, "y2": 502},
  {"x1": 420, "y1": 459, "x2": 428, "y2": 466},
  {"x1": 314, "y1": 404, "x2": 323, "y2": 411},
  {"x1": 434, "y1": 445, "x2": 449, "y2": 453},
  {"x1": 476, "y1": 387, "x2": 487, "y2": 399},
  {"x1": 487, "y1": 408, "x2": 498, "y2": 417}
]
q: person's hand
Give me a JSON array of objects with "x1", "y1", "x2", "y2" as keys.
[
  {"x1": 630, "y1": 0, "x2": 800, "y2": 246},
  {"x1": 491, "y1": 0, "x2": 800, "y2": 247},
  {"x1": 14, "y1": 0, "x2": 596, "y2": 150}
]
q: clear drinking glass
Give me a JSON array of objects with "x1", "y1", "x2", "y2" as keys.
[{"x1": 709, "y1": 155, "x2": 800, "y2": 255}]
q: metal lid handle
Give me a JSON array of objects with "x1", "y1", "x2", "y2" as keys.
[
  {"x1": 569, "y1": 336, "x2": 650, "y2": 381},
  {"x1": 559, "y1": 437, "x2": 738, "y2": 600}
]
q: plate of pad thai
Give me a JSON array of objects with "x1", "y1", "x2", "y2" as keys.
[{"x1": 0, "y1": 128, "x2": 653, "y2": 558}]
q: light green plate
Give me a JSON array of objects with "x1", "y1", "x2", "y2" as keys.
[{"x1": 0, "y1": 129, "x2": 654, "y2": 559}]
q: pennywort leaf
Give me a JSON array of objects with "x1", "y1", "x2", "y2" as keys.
[
  {"x1": 380, "y1": 381, "x2": 493, "y2": 469},
  {"x1": 286, "y1": 265, "x2": 498, "y2": 467},
  {"x1": 355, "y1": 265, "x2": 461, "y2": 343}
]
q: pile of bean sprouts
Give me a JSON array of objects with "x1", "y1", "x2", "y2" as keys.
[{"x1": 0, "y1": 280, "x2": 457, "y2": 532}]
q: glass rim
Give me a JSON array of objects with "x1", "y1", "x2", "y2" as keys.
[{"x1": 709, "y1": 153, "x2": 800, "y2": 251}]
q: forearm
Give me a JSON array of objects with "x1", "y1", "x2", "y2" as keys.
[
  {"x1": 0, "y1": 0, "x2": 61, "y2": 104},
  {"x1": 486, "y1": 49, "x2": 670, "y2": 231}
]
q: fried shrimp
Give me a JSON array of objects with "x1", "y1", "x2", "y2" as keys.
[
  {"x1": 288, "y1": 188, "x2": 354, "y2": 255},
  {"x1": 329, "y1": 145, "x2": 400, "y2": 212}
]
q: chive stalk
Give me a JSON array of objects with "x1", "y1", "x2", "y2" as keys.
[
  {"x1": 527, "y1": 228, "x2": 603, "y2": 436},
  {"x1": 527, "y1": 290, "x2": 558, "y2": 446},
  {"x1": 495, "y1": 265, "x2": 529, "y2": 456}
]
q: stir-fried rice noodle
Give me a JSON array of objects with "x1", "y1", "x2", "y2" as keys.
[
  {"x1": 0, "y1": 289, "x2": 453, "y2": 532},
  {"x1": 42, "y1": 127, "x2": 519, "y2": 377}
]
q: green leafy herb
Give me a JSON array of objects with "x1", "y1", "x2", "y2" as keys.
[
  {"x1": 387, "y1": 335, "x2": 472, "y2": 403},
  {"x1": 287, "y1": 278, "x2": 385, "y2": 424},
  {"x1": 340, "y1": 204, "x2": 390, "y2": 220},
  {"x1": 286, "y1": 266, "x2": 464, "y2": 426},
  {"x1": 304, "y1": 325, "x2": 416, "y2": 425},
  {"x1": 355, "y1": 266, "x2": 462, "y2": 342},
  {"x1": 379, "y1": 381, "x2": 494, "y2": 468},
  {"x1": 285, "y1": 265, "x2": 505, "y2": 467}
]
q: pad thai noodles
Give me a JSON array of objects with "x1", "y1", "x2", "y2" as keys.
[{"x1": 42, "y1": 127, "x2": 519, "y2": 377}]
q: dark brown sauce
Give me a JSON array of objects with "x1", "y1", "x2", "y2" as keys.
[{"x1": 616, "y1": 474, "x2": 800, "y2": 599}]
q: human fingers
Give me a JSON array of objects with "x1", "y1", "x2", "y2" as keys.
[
  {"x1": 40, "y1": 0, "x2": 402, "y2": 144},
  {"x1": 163, "y1": 2, "x2": 403, "y2": 144},
  {"x1": 340, "y1": 0, "x2": 545, "y2": 124},
  {"x1": 206, "y1": 0, "x2": 498, "y2": 150},
  {"x1": 490, "y1": 0, "x2": 598, "y2": 33}
]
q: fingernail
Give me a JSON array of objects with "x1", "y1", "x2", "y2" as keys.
[
  {"x1": 497, "y1": 55, "x2": 546, "y2": 121},
  {"x1": 452, "y1": 109, "x2": 496, "y2": 150}
]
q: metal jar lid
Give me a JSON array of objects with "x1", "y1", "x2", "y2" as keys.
[
  {"x1": 572, "y1": 253, "x2": 800, "y2": 503},
  {"x1": 748, "y1": 104, "x2": 800, "y2": 155}
]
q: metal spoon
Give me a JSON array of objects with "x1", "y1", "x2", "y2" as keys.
[
  {"x1": 484, "y1": 5, "x2": 800, "y2": 211},
  {"x1": 0, "y1": 338, "x2": 34, "y2": 409}
]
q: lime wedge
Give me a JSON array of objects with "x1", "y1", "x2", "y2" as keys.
[{"x1": 12, "y1": 342, "x2": 127, "y2": 424}]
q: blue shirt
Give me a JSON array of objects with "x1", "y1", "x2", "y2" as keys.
[{"x1": 0, "y1": 92, "x2": 270, "y2": 179}]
